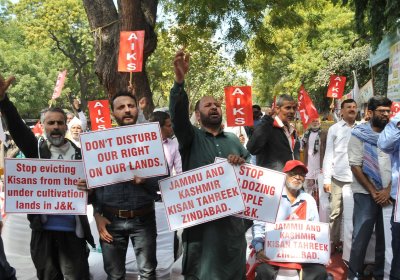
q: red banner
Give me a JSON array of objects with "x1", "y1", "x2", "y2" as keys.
[
  {"x1": 51, "y1": 70, "x2": 67, "y2": 99},
  {"x1": 390, "y1": 101, "x2": 400, "y2": 119},
  {"x1": 118, "y1": 30, "x2": 145, "y2": 72},
  {"x1": 224, "y1": 86, "x2": 253, "y2": 127},
  {"x1": 298, "y1": 85, "x2": 319, "y2": 129},
  {"x1": 88, "y1": 100, "x2": 112, "y2": 131},
  {"x1": 326, "y1": 75, "x2": 346, "y2": 99}
]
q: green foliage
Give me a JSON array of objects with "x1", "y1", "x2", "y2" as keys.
[
  {"x1": 248, "y1": 1, "x2": 371, "y2": 111},
  {"x1": 346, "y1": 0, "x2": 400, "y2": 50},
  {"x1": 147, "y1": 24, "x2": 247, "y2": 111}
]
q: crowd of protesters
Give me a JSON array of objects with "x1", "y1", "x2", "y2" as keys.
[{"x1": 0, "y1": 49, "x2": 398, "y2": 280}]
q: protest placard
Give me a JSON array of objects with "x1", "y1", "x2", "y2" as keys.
[
  {"x1": 4, "y1": 158, "x2": 87, "y2": 214},
  {"x1": 159, "y1": 161, "x2": 245, "y2": 231},
  {"x1": 214, "y1": 158, "x2": 284, "y2": 223},
  {"x1": 264, "y1": 221, "x2": 330, "y2": 265},
  {"x1": 80, "y1": 122, "x2": 168, "y2": 188},
  {"x1": 224, "y1": 86, "x2": 253, "y2": 126},
  {"x1": 395, "y1": 158, "x2": 400, "y2": 222}
]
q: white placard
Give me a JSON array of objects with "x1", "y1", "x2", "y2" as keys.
[
  {"x1": 80, "y1": 122, "x2": 168, "y2": 188},
  {"x1": 265, "y1": 221, "x2": 330, "y2": 265},
  {"x1": 159, "y1": 161, "x2": 245, "y2": 231},
  {"x1": 215, "y1": 157, "x2": 285, "y2": 223},
  {"x1": 5, "y1": 158, "x2": 87, "y2": 214}
]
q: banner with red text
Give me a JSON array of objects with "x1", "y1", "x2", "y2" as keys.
[
  {"x1": 298, "y1": 86, "x2": 319, "y2": 129},
  {"x1": 80, "y1": 122, "x2": 167, "y2": 188},
  {"x1": 215, "y1": 158, "x2": 285, "y2": 223},
  {"x1": 51, "y1": 70, "x2": 67, "y2": 99},
  {"x1": 159, "y1": 161, "x2": 244, "y2": 231},
  {"x1": 265, "y1": 221, "x2": 330, "y2": 264},
  {"x1": 326, "y1": 75, "x2": 346, "y2": 99},
  {"x1": 224, "y1": 86, "x2": 253, "y2": 127},
  {"x1": 4, "y1": 158, "x2": 87, "y2": 214},
  {"x1": 118, "y1": 30, "x2": 145, "y2": 72},
  {"x1": 88, "y1": 100, "x2": 112, "y2": 130}
]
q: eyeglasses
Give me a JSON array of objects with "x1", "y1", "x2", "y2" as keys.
[
  {"x1": 287, "y1": 172, "x2": 306, "y2": 178},
  {"x1": 374, "y1": 109, "x2": 391, "y2": 115}
]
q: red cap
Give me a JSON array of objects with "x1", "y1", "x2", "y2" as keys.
[{"x1": 283, "y1": 160, "x2": 308, "y2": 174}]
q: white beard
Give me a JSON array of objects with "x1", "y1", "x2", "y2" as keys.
[{"x1": 286, "y1": 181, "x2": 303, "y2": 191}]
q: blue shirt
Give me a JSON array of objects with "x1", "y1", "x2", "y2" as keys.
[{"x1": 377, "y1": 113, "x2": 400, "y2": 199}]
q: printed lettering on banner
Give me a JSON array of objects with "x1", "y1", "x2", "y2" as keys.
[
  {"x1": 326, "y1": 75, "x2": 346, "y2": 99},
  {"x1": 215, "y1": 157, "x2": 284, "y2": 223},
  {"x1": 80, "y1": 122, "x2": 168, "y2": 188},
  {"x1": 4, "y1": 158, "x2": 87, "y2": 214},
  {"x1": 88, "y1": 100, "x2": 112, "y2": 131},
  {"x1": 265, "y1": 221, "x2": 330, "y2": 265},
  {"x1": 118, "y1": 31, "x2": 145, "y2": 72},
  {"x1": 159, "y1": 161, "x2": 245, "y2": 231},
  {"x1": 224, "y1": 86, "x2": 253, "y2": 127}
]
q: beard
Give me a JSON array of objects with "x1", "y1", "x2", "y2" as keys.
[
  {"x1": 371, "y1": 115, "x2": 389, "y2": 129},
  {"x1": 45, "y1": 130, "x2": 65, "y2": 146},
  {"x1": 199, "y1": 111, "x2": 222, "y2": 128},
  {"x1": 286, "y1": 181, "x2": 303, "y2": 191}
]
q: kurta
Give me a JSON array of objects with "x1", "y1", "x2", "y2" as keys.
[{"x1": 169, "y1": 81, "x2": 251, "y2": 280}]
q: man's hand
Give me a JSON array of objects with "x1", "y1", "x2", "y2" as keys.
[
  {"x1": 132, "y1": 176, "x2": 145, "y2": 185},
  {"x1": 72, "y1": 99, "x2": 81, "y2": 111},
  {"x1": 374, "y1": 187, "x2": 391, "y2": 205},
  {"x1": 76, "y1": 179, "x2": 93, "y2": 195},
  {"x1": 174, "y1": 50, "x2": 190, "y2": 84},
  {"x1": 0, "y1": 75, "x2": 15, "y2": 101},
  {"x1": 323, "y1": 184, "x2": 331, "y2": 193},
  {"x1": 227, "y1": 154, "x2": 245, "y2": 165},
  {"x1": 94, "y1": 213, "x2": 113, "y2": 243},
  {"x1": 256, "y1": 250, "x2": 269, "y2": 262}
]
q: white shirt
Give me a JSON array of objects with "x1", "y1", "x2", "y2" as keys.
[
  {"x1": 322, "y1": 120, "x2": 355, "y2": 184},
  {"x1": 305, "y1": 131, "x2": 320, "y2": 179}
]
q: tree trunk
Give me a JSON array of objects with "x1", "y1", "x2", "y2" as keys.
[{"x1": 82, "y1": 0, "x2": 158, "y2": 113}]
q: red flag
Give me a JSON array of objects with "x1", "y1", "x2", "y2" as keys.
[
  {"x1": 31, "y1": 121, "x2": 43, "y2": 136},
  {"x1": 298, "y1": 85, "x2": 319, "y2": 129},
  {"x1": 51, "y1": 70, "x2": 67, "y2": 100},
  {"x1": 326, "y1": 75, "x2": 346, "y2": 99},
  {"x1": 390, "y1": 102, "x2": 400, "y2": 119},
  {"x1": 118, "y1": 30, "x2": 145, "y2": 72},
  {"x1": 224, "y1": 86, "x2": 253, "y2": 127},
  {"x1": 88, "y1": 100, "x2": 112, "y2": 130}
]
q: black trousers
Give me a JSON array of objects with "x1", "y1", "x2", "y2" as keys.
[
  {"x1": 30, "y1": 230, "x2": 90, "y2": 280},
  {"x1": 255, "y1": 262, "x2": 327, "y2": 280}
]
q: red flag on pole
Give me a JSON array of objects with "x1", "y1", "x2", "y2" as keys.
[
  {"x1": 390, "y1": 101, "x2": 400, "y2": 119},
  {"x1": 118, "y1": 31, "x2": 145, "y2": 72},
  {"x1": 326, "y1": 75, "x2": 346, "y2": 99},
  {"x1": 224, "y1": 86, "x2": 253, "y2": 127},
  {"x1": 51, "y1": 70, "x2": 67, "y2": 100},
  {"x1": 298, "y1": 85, "x2": 319, "y2": 129},
  {"x1": 88, "y1": 100, "x2": 112, "y2": 131}
]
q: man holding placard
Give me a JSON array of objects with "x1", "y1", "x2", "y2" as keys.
[
  {"x1": 251, "y1": 160, "x2": 327, "y2": 279},
  {"x1": 170, "y1": 50, "x2": 251, "y2": 280},
  {"x1": 0, "y1": 74, "x2": 94, "y2": 280},
  {"x1": 92, "y1": 91, "x2": 162, "y2": 280}
]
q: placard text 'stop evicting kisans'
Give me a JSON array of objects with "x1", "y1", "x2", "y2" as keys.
[{"x1": 5, "y1": 158, "x2": 87, "y2": 214}]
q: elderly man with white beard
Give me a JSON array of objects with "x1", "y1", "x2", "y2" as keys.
[{"x1": 251, "y1": 160, "x2": 328, "y2": 280}]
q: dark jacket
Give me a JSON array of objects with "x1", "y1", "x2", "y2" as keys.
[
  {"x1": 0, "y1": 96, "x2": 95, "y2": 248},
  {"x1": 247, "y1": 115, "x2": 300, "y2": 171}
]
